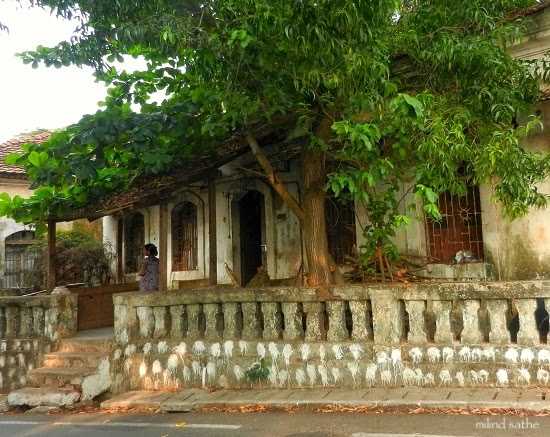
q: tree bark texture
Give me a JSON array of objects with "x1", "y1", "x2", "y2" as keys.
[{"x1": 301, "y1": 114, "x2": 334, "y2": 286}]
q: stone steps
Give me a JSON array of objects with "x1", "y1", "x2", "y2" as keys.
[
  {"x1": 43, "y1": 351, "x2": 107, "y2": 368},
  {"x1": 7, "y1": 336, "x2": 112, "y2": 409},
  {"x1": 7, "y1": 387, "x2": 80, "y2": 408},
  {"x1": 57, "y1": 338, "x2": 115, "y2": 353},
  {"x1": 27, "y1": 366, "x2": 99, "y2": 388}
]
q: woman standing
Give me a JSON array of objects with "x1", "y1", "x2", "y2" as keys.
[{"x1": 139, "y1": 243, "x2": 160, "y2": 291}]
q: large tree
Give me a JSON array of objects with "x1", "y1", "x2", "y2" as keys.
[{"x1": 1, "y1": 0, "x2": 549, "y2": 285}]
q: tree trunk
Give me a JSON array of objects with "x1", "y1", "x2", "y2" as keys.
[
  {"x1": 246, "y1": 115, "x2": 338, "y2": 287},
  {"x1": 301, "y1": 115, "x2": 335, "y2": 286}
]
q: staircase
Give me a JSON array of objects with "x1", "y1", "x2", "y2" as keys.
[{"x1": 7, "y1": 331, "x2": 113, "y2": 408}]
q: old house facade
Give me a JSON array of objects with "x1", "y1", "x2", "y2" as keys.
[{"x1": 0, "y1": 133, "x2": 51, "y2": 291}]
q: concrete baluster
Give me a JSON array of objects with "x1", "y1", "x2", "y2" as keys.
[
  {"x1": 169, "y1": 305, "x2": 186, "y2": 338},
  {"x1": 241, "y1": 302, "x2": 262, "y2": 340},
  {"x1": 516, "y1": 298, "x2": 540, "y2": 346},
  {"x1": 186, "y1": 304, "x2": 202, "y2": 339},
  {"x1": 44, "y1": 306, "x2": 60, "y2": 342},
  {"x1": 136, "y1": 306, "x2": 155, "y2": 339},
  {"x1": 203, "y1": 303, "x2": 222, "y2": 340},
  {"x1": 222, "y1": 302, "x2": 240, "y2": 338},
  {"x1": 153, "y1": 306, "x2": 170, "y2": 339},
  {"x1": 326, "y1": 301, "x2": 349, "y2": 342},
  {"x1": 461, "y1": 299, "x2": 484, "y2": 344},
  {"x1": 304, "y1": 301, "x2": 326, "y2": 341},
  {"x1": 0, "y1": 307, "x2": 5, "y2": 337},
  {"x1": 5, "y1": 307, "x2": 18, "y2": 338},
  {"x1": 348, "y1": 300, "x2": 372, "y2": 342},
  {"x1": 432, "y1": 300, "x2": 453, "y2": 344},
  {"x1": 114, "y1": 301, "x2": 139, "y2": 343},
  {"x1": 486, "y1": 299, "x2": 510, "y2": 344},
  {"x1": 19, "y1": 307, "x2": 33, "y2": 337},
  {"x1": 405, "y1": 300, "x2": 428, "y2": 344},
  {"x1": 261, "y1": 302, "x2": 283, "y2": 340},
  {"x1": 370, "y1": 295, "x2": 403, "y2": 345},
  {"x1": 281, "y1": 302, "x2": 304, "y2": 340},
  {"x1": 32, "y1": 306, "x2": 45, "y2": 338}
]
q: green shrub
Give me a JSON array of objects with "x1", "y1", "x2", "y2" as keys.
[{"x1": 27, "y1": 228, "x2": 114, "y2": 290}]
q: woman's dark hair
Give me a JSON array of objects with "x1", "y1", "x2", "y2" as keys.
[{"x1": 144, "y1": 243, "x2": 158, "y2": 257}]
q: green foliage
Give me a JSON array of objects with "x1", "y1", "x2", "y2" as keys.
[
  {"x1": 27, "y1": 228, "x2": 114, "y2": 290},
  {"x1": 242, "y1": 358, "x2": 270, "y2": 384}
]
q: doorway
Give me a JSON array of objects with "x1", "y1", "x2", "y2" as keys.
[{"x1": 238, "y1": 190, "x2": 265, "y2": 286}]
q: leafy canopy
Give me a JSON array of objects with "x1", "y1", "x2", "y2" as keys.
[{"x1": 1, "y1": 0, "x2": 549, "y2": 265}]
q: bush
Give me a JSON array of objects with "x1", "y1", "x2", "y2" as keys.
[{"x1": 27, "y1": 228, "x2": 115, "y2": 290}]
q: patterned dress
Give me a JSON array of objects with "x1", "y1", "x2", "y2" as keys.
[{"x1": 139, "y1": 256, "x2": 160, "y2": 291}]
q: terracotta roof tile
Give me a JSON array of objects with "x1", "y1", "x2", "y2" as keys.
[{"x1": 0, "y1": 132, "x2": 51, "y2": 178}]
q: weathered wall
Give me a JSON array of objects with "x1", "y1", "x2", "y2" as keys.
[
  {"x1": 0, "y1": 178, "x2": 74, "y2": 288},
  {"x1": 0, "y1": 340, "x2": 52, "y2": 394},
  {"x1": 108, "y1": 282, "x2": 550, "y2": 393},
  {"x1": 103, "y1": 155, "x2": 304, "y2": 288},
  {"x1": 0, "y1": 293, "x2": 77, "y2": 393}
]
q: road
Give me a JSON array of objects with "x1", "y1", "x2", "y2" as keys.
[{"x1": 0, "y1": 410, "x2": 549, "y2": 437}]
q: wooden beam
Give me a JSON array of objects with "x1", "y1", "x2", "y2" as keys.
[
  {"x1": 46, "y1": 220, "x2": 56, "y2": 293},
  {"x1": 208, "y1": 176, "x2": 218, "y2": 285},
  {"x1": 159, "y1": 202, "x2": 169, "y2": 291},
  {"x1": 116, "y1": 218, "x2": 124, "y2": 283}
]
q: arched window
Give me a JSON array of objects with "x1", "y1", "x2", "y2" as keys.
[
  {"x1": 124, "y1": 212, "x2": 144, "y2": 273},
  {"x1": 172, "y1": 201, "x2": 198, "y2": 271},
  {"x1": 4, "y1": 230, "x2": 39, "y2": 288}
]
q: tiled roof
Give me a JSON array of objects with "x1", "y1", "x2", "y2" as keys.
[{"x1": 0, "y1": 132, "x2": 51, "y2": 179}]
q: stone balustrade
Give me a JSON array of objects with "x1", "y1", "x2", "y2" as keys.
[
  {"x1": 113, "y1": 281, "x2": 550, "y2": 347},
  {"x1": 0, "y1": 294, "x2": 77, "y2": 342}
]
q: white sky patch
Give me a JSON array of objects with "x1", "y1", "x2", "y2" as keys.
[
  {"x1": 0, "y1": 0, "x2": 149, "y2": 143},
  {"x1": 0, "y1": 0, "x2": 108, "y2": 142}
]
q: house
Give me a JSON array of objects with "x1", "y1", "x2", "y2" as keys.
[
  {"x1": 0, "y1": 132, "x2": 98, "y2": 293},
  {"x1": 30, "y1": 4, "x2": 545, "y2": 290},
  {"x1": 0, "y1": 132, "x2": 52, "y2": 292},
  {"x1": 390, "y1": 4, "x2": 550, "y2": 281}
]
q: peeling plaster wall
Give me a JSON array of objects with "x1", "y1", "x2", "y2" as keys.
[
  {"x1": 482, "y1": 101, "x2": 550, "y2": 281},
  {"x1": 103, "y1": 160, "x2": 303, "y2": 288}
]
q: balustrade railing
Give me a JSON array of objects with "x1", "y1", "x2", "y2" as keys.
[
  {"x1": 0, "y1": 294, "x2": 77, "y2": 341},
  {"x1": 113, "y1": 281, "x2": 550, "y2": 347}
]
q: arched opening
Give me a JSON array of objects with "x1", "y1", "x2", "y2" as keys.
[
  {"x1": 124, "y1": 212, "x2": 144, "y2": 273},
  {"x1": 172, "y1": 201, "x2": 198, "y2": 271}
]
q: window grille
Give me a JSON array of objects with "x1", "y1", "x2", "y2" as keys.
[
  {"x1": 4, "y1": 231, "x2": 39, "y2": 288},
  {"x1": 426, "y1": 184, "x2": 484, "y2": 263},
  {"x1": 325, "y1": 197, "x2": 357, "y2": 266},
  {"x1": 124, "y1": 212, "x2": 144, "y2": 272},
  {"x1": 172, "y1": 201, "x2": 198, "y2": 271}
]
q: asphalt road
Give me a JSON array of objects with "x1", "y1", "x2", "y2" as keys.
[{"x1": 0, "y1": 410, "x2": 549, "y2": 437}]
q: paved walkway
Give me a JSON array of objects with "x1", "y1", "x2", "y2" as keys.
[{"x1": 101, "y1": 387, "x2": 550, "y2": 412}]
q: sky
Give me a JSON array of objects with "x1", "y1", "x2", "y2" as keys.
[{"x1": 0, "y1": 0, "x2": 107, "y2": 143}]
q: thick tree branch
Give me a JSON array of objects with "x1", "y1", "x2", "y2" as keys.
[{"x1": 245, "y1": 130, "x2": 306, "y2": 222}]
